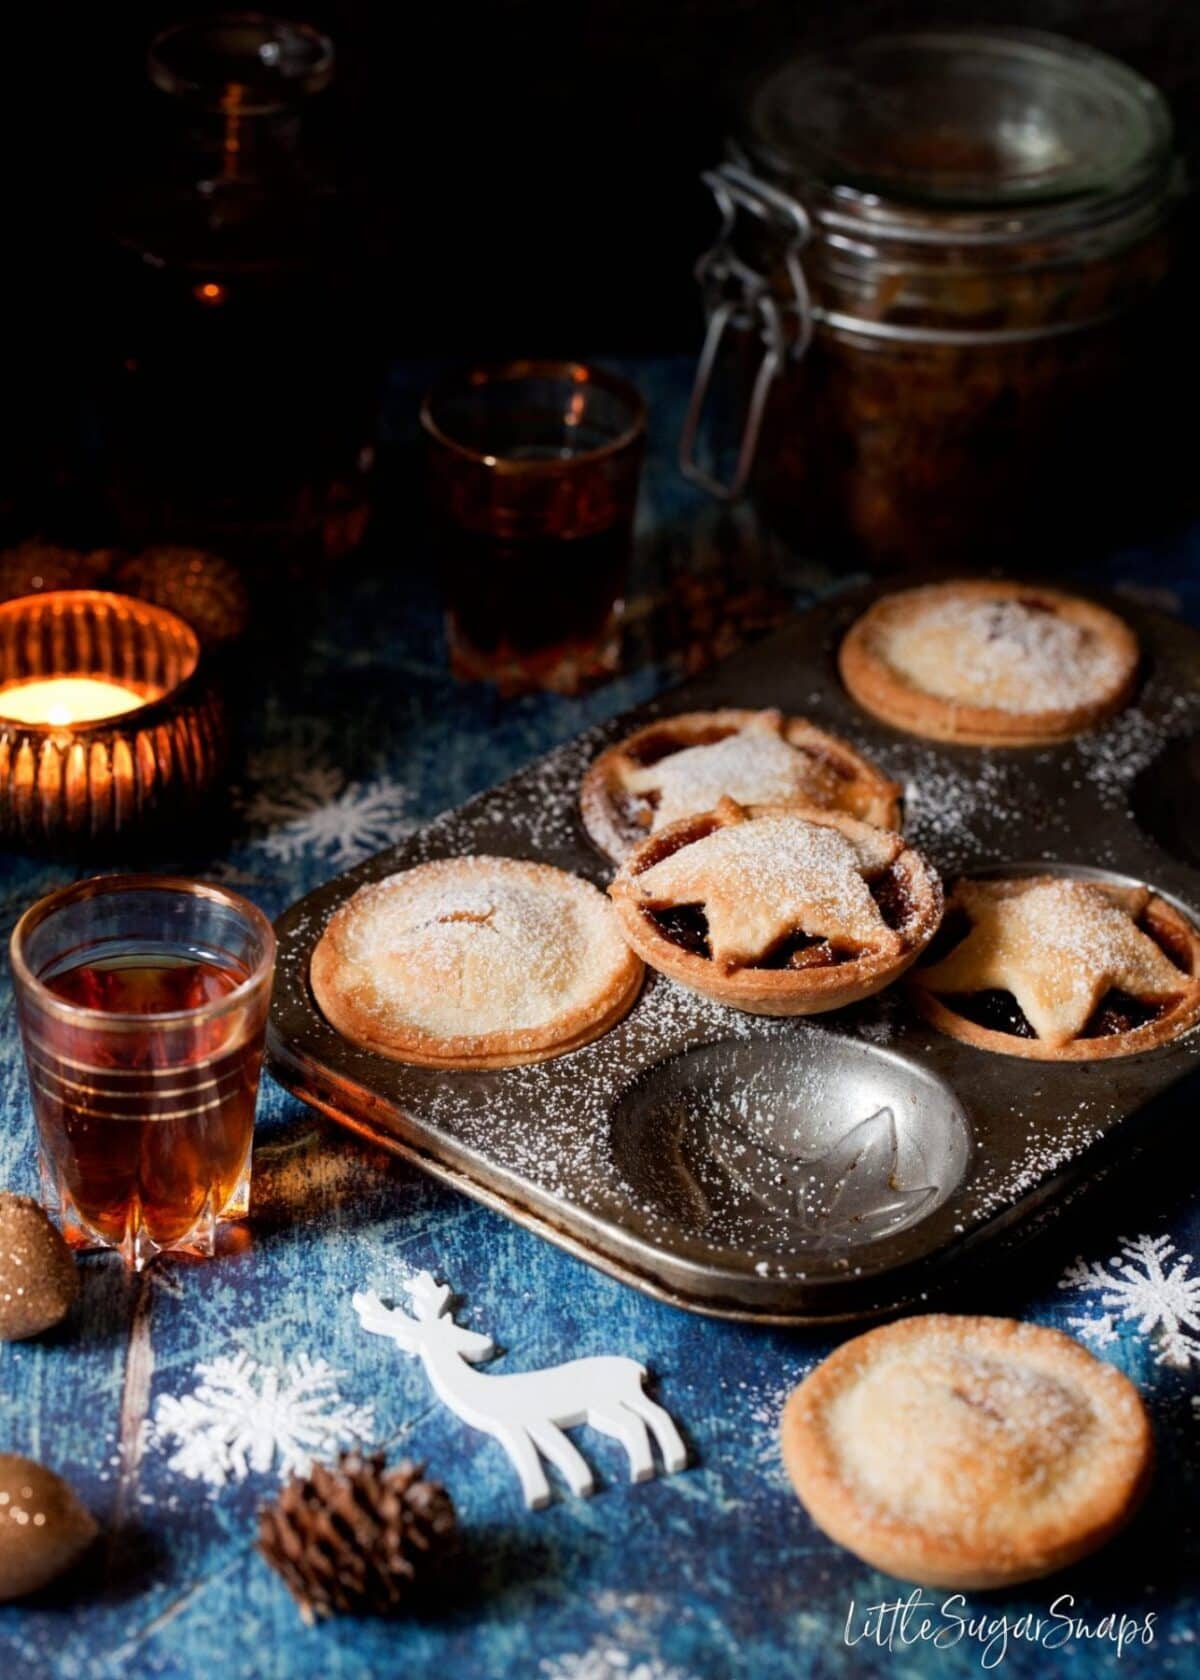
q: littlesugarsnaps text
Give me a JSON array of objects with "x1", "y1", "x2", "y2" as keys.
[{"x1": 843, "y1": 1591, "x2": 1156, "y2": 1669}]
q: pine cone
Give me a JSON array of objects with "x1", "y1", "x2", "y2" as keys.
[{"x1": 257, "y1": 1452, "x2": 458, "y2": 1623}]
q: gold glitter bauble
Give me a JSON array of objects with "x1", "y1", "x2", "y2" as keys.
[
  {"x1": 0, "y1": 542, "x2": 109, "y2": 602},
  {"x1": 0, "y1": 1193, "x2": 78, "y2": 1341},
  {"x1": 114, "y1": 547, "x2": 250, "y2": 648},
  {"x1": 0, "y1": 1453, "x2": 98, "y2": 1600}
]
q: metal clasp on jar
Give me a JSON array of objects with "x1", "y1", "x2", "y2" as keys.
[{"x1": 679, "y1": 161, "x2": 814, "y2": 499}]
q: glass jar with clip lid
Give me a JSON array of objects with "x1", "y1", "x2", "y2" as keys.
[{"x1": 680, "y1": 28, "x2": 1182, "y2": 567}]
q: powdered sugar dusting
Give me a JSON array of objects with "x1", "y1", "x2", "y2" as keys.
[
  {"x1": 828, "y1": 1329, "x2": 1138, "y2": 1537},
  {"x1": 504, "y1": 727, "x2": 615, "y2": 852},
  {"x1": 740, "y1": 1369, "x2": 816, "y2": 1482},
  {"x1": 881, "y1": 597, "x2": 1126, "y2": 713},
  {"x1": 923, "y1": 877, "x2": 1188, "y2": 1043},
  {"x1": 421, "y1": 975, "x2": 775, "y2": 1205},
  {"x1": 323, "y1": 856, "x2": 632, "y2": 1039},
  {"x1": 1075, "y1": 692, "x2": 1197, "y2": 800},
  {"x1": 965, "y1": 1097, "x2": 1106, "y2": 1224},
  {"x1": 897, "y1": 750, "x2": 1012, "y2": 861},
  {"x1": 626, "y1": 725, "x2": 828, "y2": 831},
  {"x1": 630, "y1": 814, "x2": 899, "y2": 965}
]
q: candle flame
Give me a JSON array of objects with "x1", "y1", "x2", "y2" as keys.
[{"x1": 0, "y1": 677, "x2": 150, "y2": 726}]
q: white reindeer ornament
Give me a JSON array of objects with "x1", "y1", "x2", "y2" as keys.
[{"x1": 353, "y1": 1272, "x2": 687, "y2": 1509}]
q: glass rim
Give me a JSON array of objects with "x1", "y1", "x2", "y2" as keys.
[
  {"x1": 0, "y1": 590, "x2": 202, "y2": 737},
  {"x1": 9, "y1": 874, "x2": 277, "y2": 1031},
  {"x1": 419, "y1": 359, "x2": 647, "y2": 471},
  {"x1": 148, "y1": 13, "x2": 335, "y2": 113}
]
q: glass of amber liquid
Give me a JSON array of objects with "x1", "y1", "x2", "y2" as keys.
[
  {"x1": 11, "y1": 877, "x2": 276, "y2": 1270},
  {"x1": 422, "y1": 361, "x2": 646, "y2": 694}
]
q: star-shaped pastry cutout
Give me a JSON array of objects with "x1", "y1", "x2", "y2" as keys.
[
  {"x1": 705, "y1": 1104, "x2": 937, "y2": 1245},
  {"x1": 627, "y1": 804, "x2": 903, "y2": 971},
  {"x1": 920, "y1": 878, "x2": 1188, "y2": 1046},
  {"x1": 625, "y1": 712, "x2": 823, "y2": 833}
]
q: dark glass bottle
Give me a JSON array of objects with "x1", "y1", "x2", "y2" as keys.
[{"x1": 93, "y1": 15, "x2": 378, "y2": 584}]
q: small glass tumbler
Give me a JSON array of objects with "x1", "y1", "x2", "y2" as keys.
[
  {"x1": 422, "y1": 360, "x2": 646, "y2": 694},
  {"x1": 10, "y1": 876, "x2": 276, "y2": 1269}
]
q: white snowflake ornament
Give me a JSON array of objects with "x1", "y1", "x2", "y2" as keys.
[
  {"x1": 1068, "y1": 1311, "x2": 1120, "y2": 1352},
  {"x1": 150, "y1": 1351, "x2": 375, "y2": 1489},
  {"x1": 237, "y1": 763, "x2": 410, "y2": 866},
  {"x1": 540, "y1": 1649, "x2": 695, "y2": 1680},
  {"x1": 1059, "y1": 1233, "x2": 1200, "y2": 1370}
]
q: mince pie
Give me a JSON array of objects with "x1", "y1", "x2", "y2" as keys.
[
  {"x1": 581, "y1": 707, "x2": 901, "y2": 862},
  {"x1": 608, "y1": 798, "x2": 941, "y2": 1017},
  {"x1": 311, "y1": 856, "x2": 643, "y2": 1069},
  {"x1": 780, "y1": 1315, "x2": 1153, "y2": 1590},
  {"x1": 911, "y1": 874, "x2": 1200, "y2": 1060},
  {"x1": 839, "y1": 581, "x2": 1139, "y2": 746}
]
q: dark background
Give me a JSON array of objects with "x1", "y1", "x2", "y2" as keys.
[
  {"x1": 4, "y1": 1, "x2": 1198, "y2": 567},
  {"x1": 9, "y1": 0, "x2": 1200, "y2": 355}
]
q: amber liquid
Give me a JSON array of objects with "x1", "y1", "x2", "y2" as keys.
[
  {"x1": 31, "y1": 953, "x2": 262, "y2": 1250},
  {"x1": 438, "y1": 519, "x2": 631, "y2": 668},
  {"x1": 431, "y1": 428, "x2": 640, "y2": 693}
]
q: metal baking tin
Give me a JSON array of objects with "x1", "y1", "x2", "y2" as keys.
[{"x1": 268, "y1": 587, "x2": 1200, "y2": 1324}]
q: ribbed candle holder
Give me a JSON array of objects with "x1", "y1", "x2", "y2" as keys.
[{"x1": 0, "y1": 591, "x2": 227, "y2": 852}]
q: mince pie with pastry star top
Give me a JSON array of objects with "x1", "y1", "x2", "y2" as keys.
[
  {"x1": 839, "y1": 580, "x2": 1139, "y2": 746},
  {"x1": 910, "y1": 874, "x2": 1200, "y2": 1060},
  {"x1": 311, "y1": 855, "x2": 643, "y2": 1069},
  {"x1": 608, "y1": 798, "x2": 941, "y2": 1017},
  {"x1": 581, "y1": 707, "x2": 901, "y2": 863}
]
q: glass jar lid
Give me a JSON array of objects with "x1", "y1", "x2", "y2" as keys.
[{"x1": 746, "y1": 27, "x2": 1173, "y2": 219}]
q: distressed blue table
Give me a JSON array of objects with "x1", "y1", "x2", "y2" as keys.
[{"x1": 1, "y1": 360, "x2": 1198, "y2": 1680}]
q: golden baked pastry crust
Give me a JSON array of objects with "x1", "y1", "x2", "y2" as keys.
[
  {"x1": 311, "y1": 856, "x2": 643, "y2": 1069},
  {"x1": 780, "y1": 1314, "x2": 1154, "y2": 1590},
  {"x1": 581, "y1": 707, "x2": 901, "y2": 862},
  {"x1": 911, "y1": 874, "x2": 1200, "y2": 1061},
  {"x1": 608, "y1": 799, "x2": 941, "y2": 1017},
  {"x1": 839, "y1": 581, "x2": 1139, "y2": 746}
]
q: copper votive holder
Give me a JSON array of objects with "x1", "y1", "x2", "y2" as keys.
[{"x1": 0, "y1": 590, "x2": 226, "y2": 852}]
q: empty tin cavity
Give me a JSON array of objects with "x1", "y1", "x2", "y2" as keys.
[{"x1": 609, "y1": 1034, "x2": 970, "y2": 1257}]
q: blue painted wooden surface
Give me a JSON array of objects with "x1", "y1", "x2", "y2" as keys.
[{"x1": 1, "y1": 360, "x2": 1198, "y2": 1680}]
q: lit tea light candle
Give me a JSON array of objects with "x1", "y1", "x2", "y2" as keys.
[
  {"x1": 0, "y1": 676, "x2": 151, "y2": 727},
  {"x1": 0, "y1": 589, "x2": 223, "y2": 853}
]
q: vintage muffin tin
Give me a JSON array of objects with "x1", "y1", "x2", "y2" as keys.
[{"x1": 268, "y1": 586, "x2": 1200, "y2": 1323}]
